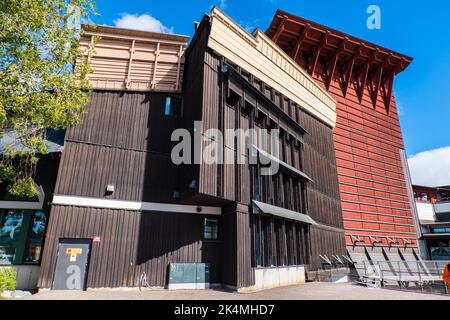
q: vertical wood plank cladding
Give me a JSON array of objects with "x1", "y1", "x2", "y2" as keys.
[
  {"x1": 309, "y1": 225, "x2": 346, "y2": 271},
  {"x1": 56, "y1": 90, "x2": 181, "y2": 203},
  {"x1": 55, "y1": 141, "x2": 178, "y2": 203},
  {"x1": 67, "y1": 91, "x2": 180, "y2": 154},
  {"x1": 38, "y1": 205, "x2": 222, "y2": 288},
  {"x1": 221, "y1": 205, "x2": 254, "y2": 288},
  {"x1": 300, "y1": 110, "x2": 343, "y2": 228},
  {"x1": 299, "y1": 109, "x2": 346, "y2": 269},
  {"x1": 198, "y1": 50, "x2": 221, "y2": 197}
]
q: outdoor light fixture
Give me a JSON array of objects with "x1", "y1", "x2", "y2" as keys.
[{"x1": 106, "y1": 184, "x2": 115, "y2": 195}]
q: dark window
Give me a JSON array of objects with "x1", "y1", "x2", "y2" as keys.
[
  {"x1": 0, "y1": 209, "x2": 48, "y2": 265},
  {"x1": 25, "y1": 211, "x2": 47, "y2": 264},
  {"x1": 0, "y1": 210, "x2": 24, "y2": 265},
  {"x1": 241, "y1": 101, "x2": 253, "y2": 117},
  {"x1": 204, "y1": 218, "x2": 219, "y2": 240},
  {"x1": 226, "y1": 90, "x2": 240, "y2": 109},
  {"x1": 255, "y1": 110, "x2": 266, "y2": 127},
  {"x1": 164, "y1": 96, "x2": 183, "y2": 117}
]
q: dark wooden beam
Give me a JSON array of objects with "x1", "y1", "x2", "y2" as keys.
[
  {"x1": 357, "y1": 48, "x2": 378, "y2": 102},
  {"x1": 309, "y1": 31, "x2": 330, "y2": 76},
  {"x1": 382, "y1": 58, "x2": 404, "y2": 112},
  {"x1": 289, "y1": 23, "x2": 310, "y2": 61},
  {"x1": 272, "y1": 16, "x2": 288, "y2": 44},
  {"x1": 326, "y1": 37, "x2": 348, "y2": 89},
  {"x1": 371, "y1": 54, "x2": 392, "y2": 108},
  {"x1": 342, "y1": 44, "x2": 363, "y2": 97}
]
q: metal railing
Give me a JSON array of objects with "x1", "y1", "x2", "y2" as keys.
[{"x1": 350, "y1": 260, "x2": 449, "y2": 295}]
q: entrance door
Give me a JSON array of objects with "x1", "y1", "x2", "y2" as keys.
[{"x1": 52, "y1": 239, "x2": 91, "y2": 290}]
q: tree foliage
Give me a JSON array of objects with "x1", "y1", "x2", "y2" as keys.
[{"x1": 0, "y1": 0, "x2": 96, "y2": 197}]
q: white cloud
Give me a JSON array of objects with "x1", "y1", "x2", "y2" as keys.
[
  {"x1": 408, "y1": 147, "x2": 450, "y2": 187},
  {"x1": 219, "y1": 0, "x2": 227, "y2": 9},
  {"x1": 113, "y1": 13, "x2": 174, "y2": 34}
]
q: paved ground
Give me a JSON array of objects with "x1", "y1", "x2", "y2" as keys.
[{"x1": 19, "y1": 282, "x2": 450, "y2": 300}]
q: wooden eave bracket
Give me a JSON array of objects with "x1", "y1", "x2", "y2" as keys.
[
  {"x1": 356, "y1": 48, "x2": 378, "y2": 102},
  {"x1": 272, "y1": 16, "x2": 288, "y2": 44},
  {"x1": 381, "y1": 58, "x2": 405, "y2": 113},
  {"x1": 308, "y1": 31, "x2": 330, "y2": 76},
  {"x1": 369, "y1": 54, "x2": 392, "y2": 108},
  {"x1": 341, "y1": 43, "x2": 363, "y2": 97},
  {"x1": 325, "y1": 37, "x2": 348, "y2": 89},
  {"x1": 289, "y1": 23, "x2": 311, "y2": 61}
]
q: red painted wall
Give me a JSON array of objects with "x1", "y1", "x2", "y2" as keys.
[{"x1": 295, "y1": 61, "x2": 418, "y2": 247}]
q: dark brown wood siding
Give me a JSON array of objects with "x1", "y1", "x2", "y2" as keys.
[
  {"x1": 182, "y1": 17, "x2": 346, "y2": 274},
  {"x1": 221, "y1": 204, "x2": 254, "y2": 288},
  {"x1": 38, "y1": 205, "x2": 222, "y2": 288},
  {"x1": 54, "y1": 91, "x2": 181, "y2": 203},
  {"x1": 55, "y1": 141, "x2": 177, "y2": 203},
  {"x1": 300, "y1": 110, "x2": 346, "y2": 270}
]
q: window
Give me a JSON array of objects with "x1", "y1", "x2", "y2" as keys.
[
  {"x1": 25, "y1": 211, "x2": 47, "y2": 264},
  {"x1": 0, "y1": 209, "x2": 47, "y2": 265},
  {"x1": 0, "y1": 210, "x2": 24, "y2": 265},
  {"x1": 241, "y1": 101, "x2": 253, "y2": 117},
  {"x1": 164, "y1": 96, "x2": 183, "y2": 117},
  {"x1": 204, "y1": 218, "x2": 219, "y2": 240},
  {"x1": 432, "y1": 228, "x2": 450, "y2": 234},
  {"x1": 226, "y1": 90, "x2": 240, "y2": 109}
]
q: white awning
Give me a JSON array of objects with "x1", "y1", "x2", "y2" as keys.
[
  {"x1": 251, "y1": 145, "x2": 313, "y2": 182},
  {"x1": 253, "y1": 200, "x2": 317, "y2": 225}
]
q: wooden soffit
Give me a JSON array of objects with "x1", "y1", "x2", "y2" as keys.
[
  {"x1": 207, "y1": 7, "x2": 337, "y2": 127},
  {"x1": 78, "y1": 25, "x2": 189, "y2": 92}
]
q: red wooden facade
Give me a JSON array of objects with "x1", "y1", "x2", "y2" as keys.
[{"x1": 267, "y1": 10, "x2": 418, "y2": 248}]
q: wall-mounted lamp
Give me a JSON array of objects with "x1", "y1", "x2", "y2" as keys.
[{"x1": 106, "y1": 184, "x2": 115, "y2": 195}]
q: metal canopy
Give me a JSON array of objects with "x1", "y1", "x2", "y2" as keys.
[
  {"x1": 251, "y1": 145, "x2": 313, "y2": 182},
  {"x1": 252, "y1": 200, "x2": 317, "y2": 225}
]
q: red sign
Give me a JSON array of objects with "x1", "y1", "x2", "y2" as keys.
[{"x1": 92, "y1": 236, "x2": 101, "y2": 243}]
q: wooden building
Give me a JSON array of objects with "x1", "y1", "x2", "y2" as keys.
[
  {"x1": 266, "y1": 10, "x2": 421, "y2": 263},
  {"x1": 37, "y1": 8, "x2": 346, "y2": 291},
  {"x1": 0, "y1": 130, "x2": 63, "y2": 290}
]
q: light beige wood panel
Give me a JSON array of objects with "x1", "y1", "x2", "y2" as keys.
[
  {"x1": 207, "y1": 7, "x2": 337, "y2": 127},
  {"x1": 77, "y1": 25, "x2": 189, "y2": 93}
]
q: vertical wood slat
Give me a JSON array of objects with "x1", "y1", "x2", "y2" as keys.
[{"x1": 38, "y1": 206, "x2": 222, "y2": 289}]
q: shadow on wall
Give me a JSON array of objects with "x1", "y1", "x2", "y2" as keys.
[{"x1": 135, "y1": 212, "x2": 223, "y2": 285}]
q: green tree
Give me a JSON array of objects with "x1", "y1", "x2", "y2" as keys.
[{"x1": 0, "y1": 0, "x2": 96, "y2": 197}]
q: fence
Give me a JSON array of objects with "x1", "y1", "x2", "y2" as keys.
[{"x1": 350, "y1": 260, "x2": 449, "y2": 295}]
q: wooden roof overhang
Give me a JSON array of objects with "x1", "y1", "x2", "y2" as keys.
[{"x1": 266, "y1": 10, "x2": 413, "y2": 112}]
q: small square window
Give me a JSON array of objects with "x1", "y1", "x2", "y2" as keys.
[
  {"x1": 164, "y1": 96, "x2": 183, "y2": 117},
  {"x1": 204, "y1": 218, "x2": 219, "y2": 240}
]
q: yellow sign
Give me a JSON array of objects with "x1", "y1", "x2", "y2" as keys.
[{"x1": 66, "y1": 248, "x2": 82, "y2": 255}]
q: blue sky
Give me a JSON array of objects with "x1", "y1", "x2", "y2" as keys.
[{"x1": 92, "y1": 0, "x2": 450, "y2": 185}]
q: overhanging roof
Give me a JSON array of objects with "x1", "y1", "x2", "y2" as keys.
[
  {"x1": 266, "y1": 9, "x2": 413, "y2": 111},
  {"x1": 0, "y1": 129, "x2": 64, "y2": 154},
  {"x1": 253, "y1": 200, "x2": 317, "y2": 225},
  {"x1": 251, "y1": 145, "x2": 313, "y2": 182}
]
